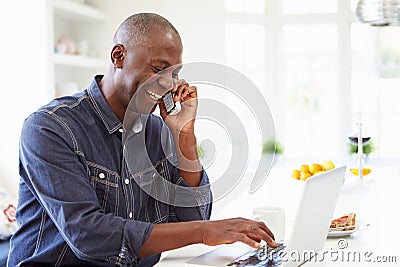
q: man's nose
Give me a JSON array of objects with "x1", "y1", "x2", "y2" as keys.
[{"x1": 157, "y1": 76, "x2": 174, "y2": 91}]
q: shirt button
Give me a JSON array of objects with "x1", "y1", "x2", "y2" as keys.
[
  {"x1": 118, "y1": 128, "x2": 123, "y2": 133},
  {"x1": 99, "y1": 173, "x2": 105, "y2": 179},
  {"x1": 124, "y1": 178, "x2": 129, "y2": 184},
  {"x1": 152, "y1": 173, "x2": 156, "y2": 178},
  {"x1": 129, "y1": 212, "x2": 133, "y2": 219}
]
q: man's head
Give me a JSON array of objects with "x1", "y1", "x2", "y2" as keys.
[{"x1": 104, "y1": 13, "x2": 183, "y2": 118}]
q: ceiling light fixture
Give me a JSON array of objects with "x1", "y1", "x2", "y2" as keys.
[{"x1": 356, "y1": 0, "x2": 400, "y2": 26}]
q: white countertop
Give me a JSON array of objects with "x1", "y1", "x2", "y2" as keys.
[{"x1": 155, "y1": 164, "x2": 400, "y2": 266}]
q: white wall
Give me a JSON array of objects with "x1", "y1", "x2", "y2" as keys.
[{"x1": 0, "y1": 0, "x2": 49, "y2": 198}]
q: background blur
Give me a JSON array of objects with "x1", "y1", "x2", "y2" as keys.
[{"x1": 1, "y1": 0, "x2": 400, "y2": 198}]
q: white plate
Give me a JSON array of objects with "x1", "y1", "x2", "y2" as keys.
[{"x1": 327, "y1": 220, "x2": 368, "y2": 238}]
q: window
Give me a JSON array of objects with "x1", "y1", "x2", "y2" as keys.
[
  {"x1": 282, "y1": 0, "x2": 336, "y2": 14},
  {"x1": 225, "y1": 23, "x2": 266, "y2": 91},
  {"x1": 224, "y1": 0, "x2": 398, "y2": 160},
  {"x1": 282, "y1": 24, "x2": 339, "y2": 158},
  {"x1": 225, "y1": 0, "x2": 266, "y2": 14},
  {"x1": 351, "y1": 25, "x2": 400, "y2": 159}
]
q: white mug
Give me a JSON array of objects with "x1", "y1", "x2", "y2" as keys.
[{"x1": 253, "y1": 206, "x2": 285, "y2": 242}]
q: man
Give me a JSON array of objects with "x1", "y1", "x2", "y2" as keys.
[{"x1": 9, "y1": 13, "x2": 276, "y2": 266}]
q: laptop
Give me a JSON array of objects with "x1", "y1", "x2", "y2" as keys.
[{"x1": 185, "y1": 166, "x2": 346, "y2": 267}]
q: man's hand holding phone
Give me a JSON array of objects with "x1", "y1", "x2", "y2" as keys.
[{"x1": 159, "y1": 79, "x2": 198, "y2": 136}]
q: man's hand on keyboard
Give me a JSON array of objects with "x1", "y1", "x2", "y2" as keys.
[{"x1": 200, "y1": 217, "x2": 277, "y2": 249}]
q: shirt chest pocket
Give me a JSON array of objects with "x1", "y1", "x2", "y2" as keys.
[{"x1": 87, "y1": 163, "x2": 120, "y2": 215}]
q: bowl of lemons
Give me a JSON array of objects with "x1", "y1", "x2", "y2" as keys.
[{"x1": 291, "y1": 160, "x2": 335, "y2": 181}]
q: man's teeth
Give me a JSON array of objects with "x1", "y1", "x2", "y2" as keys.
[{"x1": 147, "y1": 90, "x2": 162, "y2": 101}]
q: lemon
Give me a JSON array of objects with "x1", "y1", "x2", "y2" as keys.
[
  {"x1": 321, "y1": 160, "x2": 335, "y2": 171},
  {"x1": 299, "y1": 164, "x2": 309, "y2": 173},
  {"x1": 350, "y1": 168, "x2": 372, "y2": 176},
  {"x1": 309, "y1": 163, "x2": 323, "y2": 174},
  {"x1": 291, "y1": 170, "x2": 301, "y2": 179}
]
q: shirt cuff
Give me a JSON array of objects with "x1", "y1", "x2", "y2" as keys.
[
  {"x1": 173, "y1": 169, "x2": 212, "y2": 220},
  {"x1": 112, "y1": 221, "x2": 154, "y2": 265}
]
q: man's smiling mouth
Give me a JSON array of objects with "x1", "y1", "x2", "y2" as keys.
[{"x1": 146, "y1": 90, "x2": 163, "y2": 101}]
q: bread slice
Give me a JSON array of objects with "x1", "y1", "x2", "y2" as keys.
[{"x1": 330, "y1": 213, "x2": 356, "y2": 231}]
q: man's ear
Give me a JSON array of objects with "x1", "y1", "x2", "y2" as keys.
[{"x1": 111, "y1": 44, "x2": 125, "y2": 68}]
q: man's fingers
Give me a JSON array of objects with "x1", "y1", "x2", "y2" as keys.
[
  {"x1": 238, "y1": 218, "x2": 274, "y2": 240},
  {"x1": 245, "y1": 224, "x2": 277, "y2": 248},
  {"x1": 247, "y1": 231, "x2": 277, "y2": 248},
  {"x1": 202, "y1": 218, "x2": 278, "y2": 249},
  {"x1": 255, "y1": 221, "x2": 275, "y2": 241},
  {"x1": 232, "y1": 233, "x2": 260, "y2": 249},
  {"x1": 171, "y1": 81, "x2": 188, "y2": 101},
  {"x1": 171, "y1": 82, "x2": 197, "y2": 102},
  {"x1": 231, "y1": 219, "x2": 277, "y2": 248},
  {"x1": 158, "y1": 100, "x2": 168, "y2": 120},
  {"x1": 181, "y1": 86, "x2": 197, "y2": 100}
]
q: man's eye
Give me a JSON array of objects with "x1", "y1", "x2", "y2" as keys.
[
  {"x1": 152, "y1": 66, "x2": 178, "y2": 80},
  {"x1": 152, "y1": 67, "x2": 163, "y2": 73}
]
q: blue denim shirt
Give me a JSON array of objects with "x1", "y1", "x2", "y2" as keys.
[{"x1": 9, "y1": 76, "x2": 212, "y2": 267}]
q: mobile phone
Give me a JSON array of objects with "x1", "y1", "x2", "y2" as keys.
[{"x1": 163, "y1": 91, "x2": 181, "y2": 115}]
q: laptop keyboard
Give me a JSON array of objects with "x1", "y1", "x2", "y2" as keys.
[{"x1": 227, "y1": 243, "x2": 286, "y2": 266}]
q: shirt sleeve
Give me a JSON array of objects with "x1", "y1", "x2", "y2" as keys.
[
  {"x1": 169, "y1": 169, "x2": 213, "y2": 222},
  {"x1": 19, "y1": 111, "x2": 153, "y2": 266}
]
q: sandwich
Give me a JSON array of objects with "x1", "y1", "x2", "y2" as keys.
[{"x1": 330, "y1": 213, "x2": 356, "y2": 231}]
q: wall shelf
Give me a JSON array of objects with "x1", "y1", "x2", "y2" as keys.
[
  {"x1": 52, "y1": 0, "x2": 109, "y2": 22},
  {"x1": 47, "y1": 0, "x2": 112, "y2": 97},
  {"x1": 53, "y1": 53, "x2": 107, "y2": 69}
]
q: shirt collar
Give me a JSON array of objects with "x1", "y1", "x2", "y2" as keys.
[
  {"x1": 87, "y1": 75, "x2": 122, "y2": 134},
  {"x1": 131, "y1": 115, "x2": 143, "y2": 133}
]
